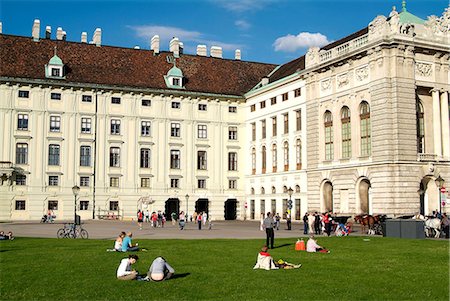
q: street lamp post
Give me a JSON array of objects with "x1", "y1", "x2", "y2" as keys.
[
  {"x1": 72, "y1": 185, "x2": 80, "y2": 237},
  {"x1": 185, "y1": 194, "x2": 189, "y2": 222},
  {"x1": 435, "y1": 176, "x2": 445, "y2": 217}
]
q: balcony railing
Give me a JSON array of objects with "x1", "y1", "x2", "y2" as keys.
[
  {"x1": 418, "y1": 153, "x2": 450, "y2": 162},
  {"x1": 319, "y1": 34, "x2": 369, "y2": 63}
]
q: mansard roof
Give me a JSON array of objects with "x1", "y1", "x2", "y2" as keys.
[{"x1": 0, "y1": 34, "x2": 276, "y2": 97}]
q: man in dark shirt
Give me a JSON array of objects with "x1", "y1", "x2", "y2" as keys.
[{"x1": 263, "y1": 212, "x2": 275, "y2": 249}]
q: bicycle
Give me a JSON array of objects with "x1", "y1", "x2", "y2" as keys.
[{"x1": 57, "y1": 223, "x2": 89, "y2": 239}]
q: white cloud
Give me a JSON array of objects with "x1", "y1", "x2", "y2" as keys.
[
  {"x1": 235, "y1": 20, "x2": 251, "y2": 30},
  {"x1": 273, "y1": 32, "x2": 330, "y2": 52},
  {"x1": 214, "y1": 0, "x2": 274, "y2": 12}
]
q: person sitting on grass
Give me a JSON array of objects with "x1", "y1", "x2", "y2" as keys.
[
  {"x1": 121, "y1": 232, "x2": 139, "y2": 252},
  {"x1": 0, "y1": 231, "x2": 14, "y2": 240},
  {"x1": 116, "y1": 254, "x2": 139, "y2": 280},
  {"x1": 306, "y1": 235, "x2": 330, "y2": 253},
  {"x1": 253, "y1": 246, "x2": 301, "y2": 270},
  {"x1": 107, "y1": 231, "x2": 126, "y2": 252},
  {"x1": 144, "y1": 256, "x2": 175, "y2": 281}
]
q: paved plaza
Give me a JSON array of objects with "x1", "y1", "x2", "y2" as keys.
[{"x1": 0, "y1": 219, "x2": 365, "y2": 240}]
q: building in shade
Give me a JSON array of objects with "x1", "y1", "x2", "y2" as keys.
[{"x1": 0, "y1": 2, "x2": 449, "y2": 221}]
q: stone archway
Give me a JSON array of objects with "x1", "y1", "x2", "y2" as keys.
[{"x1": 358, "y1": 179, "x2": 371, "y2": 214}]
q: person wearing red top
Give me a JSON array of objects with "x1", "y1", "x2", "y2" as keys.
[{"x1": 323, "y1": 212, "x2": 332, "y2": 236}]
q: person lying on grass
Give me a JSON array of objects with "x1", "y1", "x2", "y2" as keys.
[
  {"x1": 306, "y1": 235, "x2": 330, "y2": 253},
  {"x1": 253, "y1": 246, "x2": 301, "y2": 270},
  {"x1": 143, "y1": 256, "x2": 175, "y2": 282},
  {"x1": 116, "y1": 254, "x2": 139, "y2": 280}
]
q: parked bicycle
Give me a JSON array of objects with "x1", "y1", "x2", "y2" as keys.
[{"x1": 57, "y1": 223, "x2": 89, "y2": 239}]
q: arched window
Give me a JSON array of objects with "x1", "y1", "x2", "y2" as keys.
[
  {"x1": 261, "y1": 146, "x2": 267, "y2": 174},
  {"x1": 261, "y1": 187, "x2": 265, "y2": 195},
  {"x1": 341, "y1": 106, "x2": 351, "y2": 158},
  {"x1": 251, "y1": 148, "x2": 256, "y2": 175},
  {"x1": 251, "y1": 187, "x2": 255, "y2": 195},
  {"x1": 283, "y1": 141, "x2": 289, "y2": 171},
  {"x1": 272, "y1": 186, "x2": 276, "y2": 194},
  {"x1": 283, "y1": 186, "x2": 288, "y2": 193},
  {"x1": 324, "y1": 111, "x2": 333, "y2": 160},
  {"x1": 296, "y1": 139, "x2": 302, "y2": 170},
  {"x1": 295, "y1": 185, "x2": 300, "y2": 193},
  {"x1": 416, "y1": 101, "x2": 425, "y2": 153},
  {"x1": 360, "y1": 102, "x2": 371, "y2": 156},
  {"x1": 272, "y1": 144, "x2": 277, "y2": 173}
]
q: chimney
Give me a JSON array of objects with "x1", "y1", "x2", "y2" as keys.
[
  {"x1": 45, "y1": 26, "x2": 51, "y2": 39},
  {"x1": 62, "y1": 31, "x2": 67, "y2": 41},
  {"x1": 134, "y1": 45, "x2": 140, "y2": 49},
  {"x1": 196, "y1": 45, "x2": 207, "y2": 56},
  {"x1": 32, "y1": 19, "x2": 40, "y2": 41},
  {"x1": 235, "y1": 49, "x2": 241, "y2": 60},
  {"x1": 151, "y1": 35, "x2": 160, "y2": 54},
  {"x1": 93, "y1": 28, "x2": 101, "y2": 46},
  {"x1": 169, "y1": 37, "x2": 180, "y2": 57},
  {"x1": 179, "y1": 42, "x2": 184, "y2": 55},
  {"x1": 81, "y1": 32, "x2": 87, "y2": 43},
  {"x1": 56, "y1": 27, "x2": 63, "y2": 40},
  {"x1": 210, "y1": 46, "x2": 223, "y2": 58}
]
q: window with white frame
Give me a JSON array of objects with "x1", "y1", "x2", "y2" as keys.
[
  {"x1": 51, "y1": 92, "x2": 61, "y2": 100},
  {"x1": 50, "y1": 116, "x2": 61, "y2": 132},
  {"x1": 198, "y1": 104, "x2": 207, "y2": 111},
  {"x1": 360, "y1": 101, "x2": 371, "y2": 156},
  {"x1": 48, "y1": 175, "x2": 59, "y2": 186},
  {"x1": 324, "y1": 111, "x2": 334, "y2": 160},
  {"x1": 228, "y1": 126, "x2": 237, "y2": 140},
  {"x1": 110, "y1": 201, "x2": 119, "y2": 210},
  {"x1": 261, "y1": 146, "x2": 267, "y2": 173},
  {"x1": 272, "y1": 144, "x2": 277, "y2": 172},
  {"x1": 296, "y1": 110, "x2": 301, "y2": 131},
  {"x1": 142, "y1": 99, "x2": 151, "y2": 106},
  {"x1": 16, "y1": 175, "x2": 26, "y2": 185},
  {"x1": 296, "y1": 139, "x2": 302, "y2": 170},
  {"x1": 197, "y1": 151, "x2": 207, "y2": 170},
  {"x1": 251, "y1": 148, "x2": 256, "y2": 175},
  {"x1": 294, "y1": 88, "x2": 301, "y2": 97},
  {"x1": 48, "y1": 200, "x2": 58, "y2": 210},
  {"x1": 260, "y1": 100, "x2": 266, "y2": 109},
  {"x1": 141, "y1": 121, "x2": 151, "y2": 136},
  {"x1": 272, "y1": 116, "x2": 277, "y2": 136},
  {"x1": 80, "y1": 201, "x2": 89, "y2": 210},
  {"x1": 110, "y1": 177, "x2": 119, "y2": 187},
  {"x1": 198, "y1": 179, "x2": 206, "y2": 189},
  {"x1": 261, "y1": 120, "x2": 266, "y2": 139},
  {"x1": 282, "y1": 92, "x2": 288, "y2": 101},
  {"x1": 110, "y1": 147, "x2": 120, "y2": 167},
  {"x1": 111, "y1": 97, "x2": 121, "y2": 104},
  {"x1": 110, "y1": 119, "x2": 121, "y2": 135},
  {"x1": 18, "y1": 90, "x2": 29, "y2": 98},
  {"x1": 16, "y1": 143, "x2": 28, "y2": 164},
  {"x1": 228, "y1": 152, "x2": 237, "y2": 171},
  {"x1": 341, "y1": 106, "x2": 351, "y2": 158},
  {"x1": 81, "y1": 117, "x2": 91, "y2": 134},
  {"x1": 198, "y1": 124, "x2": 207, "y2": 139},
  {"x1": 17, "y1": 114, "x2": 29, "y2": 130},
  {"x1": 80, "y1": 146, "x2": 91, "y2": 166},
  {"x1": 48, "y1": 144, "x2": 60, "y2": 166},
  {"x1": 15, "y1": 200, "x2": 26, "y2": 210},
  {"x1": 140, "y1": 148, "x2": 151, "y2": 168},
  {"x1": 141, "y1": 177, "x2": 150, "y2": 188},
  {"x1": 170, "y1": 178, "x2": 179, "y2": 188},
  {"x1": 51, "y1": 68, "x2": 60, "y2": 77},
  {"x1": 171, "y1": 101, "x2": 180, "y2": 109},
  {"x1": 228, "y1": 106, "x2": 237, "y2": 113},
  {"x1": 251, "y1": 123, "x2": 256, "y2": 141},
  {"x1": 80, "y1": 176, "x2": 90, "y2": 187},
  {"x1": 283, "y1": 113, "x2": 289, "y2": 134},
  {"x1": 82, "y1": 95, "x2": 92, "y2": 102},
  {"x1": 171, "y1": 123, "x2": 180, "y2": 137},
  {"x1": 417, "y1": 101, "x2": 425, "y2": 153},
  {"x1": 170, "y1": 150, "x2": 180, "y2": 169},
  {"x1": 283, "y1": 141, "x2": 289, "y2": 171},
  {"x1": 229, "y1": 180, "x2": 237, "y2": 189}
]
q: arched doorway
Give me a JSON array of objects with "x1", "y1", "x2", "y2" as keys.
[
  {"x1": 420, "y1": 177, "x2": 440, "y2": 216},
  {"x1": 225, "y1": 199, "x2": 237, "y2": 220},
  {"x1": 322, "y1": 181, "x2": 333, "y2": 212},
  {"x1": 195, "y1": 198, "x2": 209, "y2": 215},
  {"x1": 165, "y1": 198, "x2": 180, "y2": 221},
  {"x1": 358, "y1": 179, "x2": 371, "y2": 214}
]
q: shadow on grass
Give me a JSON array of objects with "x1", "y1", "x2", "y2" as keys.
[
  {"x1": 273, "y1": 243, "x2": 292, "y2": 249},
  {"x1": 171, "y1": 272, "x2": 190, "y2": 280}
]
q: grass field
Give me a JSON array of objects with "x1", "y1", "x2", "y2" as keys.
[{"x1": 0, "y1": 237, "x2": 448, "y2": 300}]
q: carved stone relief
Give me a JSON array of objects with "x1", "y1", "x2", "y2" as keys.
[
  {"x1": 425, "y1": 7, "x2": 450, "y2": 34},
  {"x1": 355, "y1": 66, "x2": 369, "y2": 81},
  {"x1": 368, "y1": 15, "x2": 387, "y2": 39},
  {"x1": 415, "y1": 62, "x2": 433, "y2": 77},
  {"x1": 336, "y1": 73, "x2": 349, "y2": 88},
  {"x1": 321, "y1": 78, "x2": 331, "y2": 91}
]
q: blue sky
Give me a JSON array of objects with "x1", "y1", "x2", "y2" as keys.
[{"x1": 0, "y1": 0, "x2": 448, "y2": 64}]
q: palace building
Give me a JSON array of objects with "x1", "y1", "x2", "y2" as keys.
[{"x1": 1, "y1": 2, "x2": 449, "y2": 221}]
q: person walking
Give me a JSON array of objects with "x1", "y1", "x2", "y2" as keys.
[
  {"x1": 197, "y1": 212, "x2": 203, "y2": 230},
  {"x1": 178, "y1": 211, "x2": 186, "y2": 230},
  {"x1": 263, "y1": 212, "x2": 275, "y2": 249},
  {"x1": 314, "y1": 212, "x2": 321, "y2": 235},
  {"x1": 441, "y1": 213, "x2": 449, "y2": 239},
  {"x1": 286, "y1": 211, "x2": 292, "y2": 230},
  {"x1": 303, "y1": 212, "x2": 309, "y2": 234},
  {"x1": 137, "y1": 210, "x2": 143, "y2": 230}
]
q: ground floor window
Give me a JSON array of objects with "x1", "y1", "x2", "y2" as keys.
[
  {"x1": 170, "y1": 179, "x2": 179, "y2": 188},
  {"x1": 48, "y1": 201, "x2": 58, "y2": 210},
  {"x1": 16, "y1": 175, "x2": 26, "y2": 185},
  {"x1": 141, "y1": 177, "x2": 150, "y2": 188},
  {"x1": 48, "y1": 176, "x2": 59, "y2": 186},
  {"x1": 15, "y1": 200, "x2": 26, "y2": 210},
  {"x1": 79, "y1": 201, "x2": 89, "y2": 210},
  {"x1": 109, "y1": 201, "x2": 119, "y2": 211}
]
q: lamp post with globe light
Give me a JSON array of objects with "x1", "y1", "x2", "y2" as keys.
[
  {"x1": 72, "y1": 185, "x2": 80, "y2": 237},
  {"x1": 185, "y1": 194, "x2": 189, "y2": 222}
]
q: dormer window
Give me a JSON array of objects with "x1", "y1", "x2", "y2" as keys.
[
  {"x1": 164, "y1": 59, "x2": 185, "y2": 89},
  {"x1": 172, "y1": 78, "x2": 181, "y2": 86},
  {"x1": 45, "y1": 47, "x2": 65, "y2": 79},
  {"x1": 51, "y1": 68, "x2": 60, "y2": 77}
]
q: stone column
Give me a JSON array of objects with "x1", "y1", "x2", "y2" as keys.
[
  {"x1": 432, "y1": 90, "x2": 442, "y2": 157},
  {"x1": 441, "y1": 91, "x2": 450, "y2": 158}
]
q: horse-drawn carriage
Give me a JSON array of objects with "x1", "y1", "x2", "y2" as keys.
[{"x1": 354, "y1": 214, "x2": 386, "y2": 235}]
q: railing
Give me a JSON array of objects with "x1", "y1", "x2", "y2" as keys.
[
  {"x1": 417, "y1": 153, "x2": 450, "y2": 162},
  {"x1": 0, "y1": 161, "x2": 13, "y2": 169},
  {"x1": 319, "y1": 34, "x2": 369, "y2": 63}
]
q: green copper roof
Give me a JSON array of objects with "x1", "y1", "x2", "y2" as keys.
[
  {"x1": 49, "y1": 54, "x2": 63, "y2": 65},
  {"x1": 167, "y1": 65, "x2": 183, "y2": 77},
  {"x1": 399, "y1": 0, "x2": 425, "y2": 24}
]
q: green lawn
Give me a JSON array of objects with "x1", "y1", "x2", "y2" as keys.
[{"x1": 0, "y1": 237, "x2": 448, "y2": 300}]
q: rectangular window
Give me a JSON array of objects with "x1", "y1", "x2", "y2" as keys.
[
  {"x1": 111, "y1": 97, "x2": 121, "y2": 104},
  {"x1": 283, "y1": 113, "x2": 289, "y2": 134},
  {"x1": 198, "y1": 104, "x2": 207, "y2": 111},
  {"x1": 141, "y1": 177, "x2": 150, "y2": 188},
  {"x1": 361, "y1": 117, "x2": 371, "y2": 156},
  {"x1": 296, "y1": 110, "x2": 301, "y2": 131},
  {"x1": 170, "y1": 150, "x2": 180, "y2": 169},
  {"x1": 110, "y1": 147, "x2": 120, "y2": 167},
  {"x1": 79, "y1": 201, "x2": 89, "y2": 210},
  {"x1": 325, "y1": 125, "x2": 334, "y2": 160},
  {"x1": 140, "y1": 148, "x2": 151, "y2": 168},
  {"x1": 171, "y1": 102, "x2": 180, "y2": 109},
  {"x1": 229, "y1": 180, "x2": 237, "y2": 189},
  {"x1": 15, "y1": 200, "x2": 26, "y2": 210},
  {"x1": 228, "y1": 152, "x2": 237, "y2": 171},
  {"x1": 170, "y1": 178, "x2": 179, "y2": 188},
  {"x1": 342, "y1": 121, "x2": 351, "y2": 158},
  {"x1": 198, "y1": 125, "x2": 207, "y2": 139},
  {"x1": 16, "y1": 143, "x2": 28, "y2": 165},
  {"x1": 48, "y1": 201, "x2": 58, "y2": 210},
  {"x1": 172, "y1": 78, "x2": 181, "y2": 86},
  {"x1": 294, "y1": 88, "x2": 301, "y2": 97},
  {"x1": 229, "y1": 106, "x2": 237, "y2": 113},
  {"x1": 251, "y1": 123, "x2": 256, "y2": 141},
  {"x1": 270, "y1": 97, "x2": 277, "y2": 105},
  {"x1": 51, "y1": 68, "x2": 60, "y2": 77},
  {"x1": 197, "y1": 151, "x2": 207, "y2": 170},
  {"x1": 16, "y1": 175, "x2": 26, "y2": 185},
  {"x1": 82, "y1": 95, "x2": 92, "y2": 102},
  {"x1": 48, "y1": 144, "x2": 60, "y2": 166},
  {"x1": 80, "y1": 176, "x2": 90, "y2": 187},
  {"x1": 18, "y1": 114, "x2": 29, "y2": 130},
  {"x1": 110, "y1": 119, "x2": 121, "y2": 135},
  {"x1": 198, "y1": 179, "x2": 206, "y2": 189},
  {"x1": 81, "y1": 118, "x2": 92, "y2": 134},
  {"x1": 50, "y1": 116, "x2": 61, "y2": 132},
  {"x1": 142, "y1": 99, "x2": 151, "y2": 106},
  {"x1": 260, "y1": 101, "x2": 266, "y2": 109},
  {"x1": 110, "y1": 201, "x2": 119, "y2": 211},
  {"x1": 171, "y1": 123, "x2": 180, "y2": 137},
  {"x1": 80, "y1": 146, "x2": 91, "y2": 166},
  {"x1": 282, "y1": 92, "x2": 288, "y2": 101},
  {"x1": 18, "y1": 90, "x2": 29, "y2": 98},
  {"x1": 272, "y1": 117, "x2": 277, "y2": 136},
  {"x1": 250, "y1": 104, "x2": 256, "y2": 112},
  {"x1": 228, "y1": 126, "x2": 238, "y2": 140},
  {"x1": 51, "y1": 93, "x2": 61, "y2": 100},
  {"x1": 141, "y1": 121, "x2": 151, "y2": 136},
  {"x1": 261, "y1": 120, "x2": 266, "y2": 139},
  {"x1": 48, "y1": 176, "x2": 59, "y2": 186},
  {"x1": 110, "y1": 177, "x2": 119, "y2": 187}
]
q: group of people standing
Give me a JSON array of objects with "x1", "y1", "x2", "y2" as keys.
[
  {"x1": 175, "y1": 211, "x2": 210, "y2": 230},
  {"x1": 303, "y1": 211, "x2": 335, "y2": 236},
  {"x1": 137, "y1": 210, "x2": 166, "y2": 230}
]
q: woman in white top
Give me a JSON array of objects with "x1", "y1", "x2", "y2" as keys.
[{"x1": 114, "y1": 232, "x2": 126, "y2": 251}]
